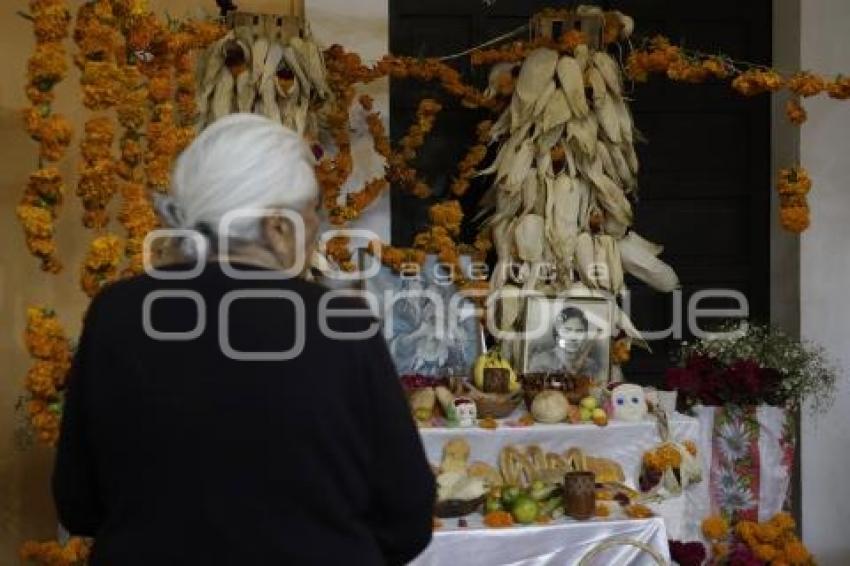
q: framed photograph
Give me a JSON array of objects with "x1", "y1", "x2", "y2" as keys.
[
  {"x1": 520, "y1": 294, "x2": 614, "y2": 384},
  {"x1": 358, "y1": 250, "x2": 485, "y2": 376}
]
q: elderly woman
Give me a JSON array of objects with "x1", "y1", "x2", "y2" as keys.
[{"x1": 52, "y1": 114, "x2": 435, "y2": 565}]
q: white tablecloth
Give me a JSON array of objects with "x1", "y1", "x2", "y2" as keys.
[
  {"x1": 411, "y1": 517, "x2": 670, "y2": 566},
  {"x1": 418, "y1": 413, "x2": 709, "y2": 542}
]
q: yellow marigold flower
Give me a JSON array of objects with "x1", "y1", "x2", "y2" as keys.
[
  {"x1": 787, "y1": 71, "x2": 826, "y2": 97},
  {"x1": 37, "y1": 114, "x2": 73, "y2": 162},
  {"x1": 27, "y1": 167, "x2": 64, "y2": 203},
  {"x1": 32, "y1": 4, "x2": 71, "y2": 43},
  {"x1": 612, "y1": 338, "x2": 631, "y2": 364},
  {"x1": 782, "y1": 540, "x2": 811, "y2": 565},
  {"x1": 770, "y1": 512, "x2": 797, "y2": 533},
  {"x1": 753, "y1": 544, "x2": 779, "y2": 561},
  {"x1": 755, "y1": 523, "x2": 781, "y2": 544},
  {"x1": 428, "y1": 200, "x2": 464, "y2": 237},
  {"x1": 780, "y1": 205, "x2": 810, "y2": 234},
  {"x1": 85, "y1": 234, "x2": 123, "y2": 271},
  {"x1": 701, "y1": 515, "x2": 729, "y2": 541},
  {"x1": 786, "y1": 97, "x2": 807, "y2": 125},
  {"x1": 17, "y1": 205, "x2": 54, "y2": 237},
  {"x1": 25, "y1": 360, "x2": 62, "y2": 398},
  {"x1": 27, "y1": 43, "x2": 68, "y2": 85},
  {"x1": 827, "y1": 75, "x2": 850, "y2": 99}
]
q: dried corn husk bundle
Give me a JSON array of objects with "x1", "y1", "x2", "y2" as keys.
[
  {"x1": 196, "y1": 22, "x2": 330, "y2": 136},
  {"x1": 619, "y1": 232, "x2": 680, "y2": 292},
  {"x1": 475, "y1": 27, "x2": 679, "y2": 359}
]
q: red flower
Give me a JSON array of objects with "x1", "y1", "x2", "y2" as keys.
[
  {"x1": 728, "y1": 543, "x2": 765, "y2": 566},
  {"x1": 669, "y1": 540, "x2": 707, "y2": 566}
]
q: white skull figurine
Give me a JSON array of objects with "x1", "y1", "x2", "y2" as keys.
[
  {"x1": 454, "y1": 398, "x2": 477, "y2": 427},
  {"x1": 611, "y1": 384, "x2": 648, "y2": 422}
]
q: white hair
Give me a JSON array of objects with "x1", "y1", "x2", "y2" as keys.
[{"x1": 159, "y1": 113, "x2": 318, "y2": 247}]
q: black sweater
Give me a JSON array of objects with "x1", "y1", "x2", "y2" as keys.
[{"x1": 53, "y1": 262, "x2": 435, "y2": 565}]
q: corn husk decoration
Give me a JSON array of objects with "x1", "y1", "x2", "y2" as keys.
[
  {"x1": 477, "y1": 10, "x2": 679, "y2": 365},
  {"x1": 196, "y1": 22, "x2": 329, "y2": 137}
]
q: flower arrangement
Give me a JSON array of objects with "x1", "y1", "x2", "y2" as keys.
[
  {"x1": 20, "y1": 307, "x2": 72, "y2": 446},
  {"x1": 639, "y1": 440, "x2": 699, "y2": 492},
  {"x1": 701, "y1": 513, "x2": 813, "y2": 565},
  {"x1": 666, "y1": 322, "x2": 837, "y2": 414}
]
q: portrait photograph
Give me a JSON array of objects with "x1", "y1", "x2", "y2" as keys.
[
  {"x1": 359, "y1": 251, "x2": 484, "y2": 376},
  {"x1": 520, "y1": 294, "x2": 614, "y2": 385}
]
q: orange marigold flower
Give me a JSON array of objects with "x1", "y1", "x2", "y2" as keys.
[
  {"x1": 611, "y1": 338, "x2": 631, "y2": 364},
  {"x1": 753, "y1": 544, "x2": 779, "y2": 562},
  {"x1": 483, "y1": 510, "x2": 513, "y2": 527},
  {"x1": 27, "y1": 42, "x2": 68, "y2": 86},
  {"x1": 770, "y1": 512, "x2": 797, "y2": 533},
  {"x1": 701, "y1": 515, "x2": 729, "y2": 541},
  {"x1": 782, "y1": 540, "x2": 811, "y2": 565},
  {"x1": 755, "y1": 523, "x2": 781, "y2": 544},
  {"x1": 17, "y1": 205, "x2": 54, "y2": 238},
  {"x1": 701, "y1": 57, "x2": 730, "y2": 79},
  {"x1": 827, "y1": 75, "x2": 850, "y2": 99},
  {"x1": 780, "y1": 204, "x2": 810, "y2": 234},
  {"x1": 786, "y1": 97, "x2": 807, "y2": 125},
  {"x1": 787, "y1": 71, "x2": 826, "y2": 97}
]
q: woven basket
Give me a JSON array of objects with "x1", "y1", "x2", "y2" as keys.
[
  {"x1": 463, "y1": 383, "x2": 522, "y2": 419},
  {"x1": 578, "y1": 536, "x2": 667, "y2": 566},
  {"x1": 433, "y1": 495, "x2": 486, "y2": 518}
]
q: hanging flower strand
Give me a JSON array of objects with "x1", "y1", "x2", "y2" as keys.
[
  {"x1": 19, "y1": 0, "x2": 73, "y2": 272},
  {"x1": 73, "y1": 0, "x2": 123, "y2": 229},
  {"x1": 20, "y1": 306, "x2": 72, "y2": 446},
  {"x1": 776, "y1": 166, "x2": 812, "y2": 234}
]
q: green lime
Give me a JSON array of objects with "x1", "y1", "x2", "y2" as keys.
[{"x1": 511, "y1": 495, "x2": 539, "y2": 524}]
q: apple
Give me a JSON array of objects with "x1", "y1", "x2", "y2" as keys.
[
  {"x1": 579, "y1": 407, "x2": 593, "y2": 422},
  {"x1": 580, "y1": 396, "x2": 598, "y2": 410},
  {"x1": 592, "y1": 408, "x2": 608, "y2": 427}
]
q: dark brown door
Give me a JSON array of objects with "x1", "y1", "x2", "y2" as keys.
[{"x1": 389, "y1": 0, "x2": 772, "y2": 384}]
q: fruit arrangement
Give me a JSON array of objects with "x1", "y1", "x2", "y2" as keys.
[
  {"x1": 483, "y1": 481, "x2": 564, "y2": 525},
  {"x1": 473, "y1": 348, "x2": 520, "y2": 393}
]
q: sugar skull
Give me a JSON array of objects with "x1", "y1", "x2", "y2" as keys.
[
  {"x1": 611, "y1": 384, "x2": 648, "y2": 422},
  {"x1": 454, "y1": 397, "x2": 477, "y2": 427}
]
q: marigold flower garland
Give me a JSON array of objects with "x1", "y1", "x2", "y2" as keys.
[
  {"x1": 21, "y1": 307, "x2": 72, "y2": 446},
  {"x1": 73, "y1": 0, "x2": 123, "y2": 229},
  {"x1": 776, "y1": 166, "x2": 812, "y2": 234},
  {"x1": 20, "y1": 0, "x2": 73, "y2": 272},
  {"x1": 80, "y1": 234, "x2": 124, "y2": 297},
  {"x1": 701, "y1": 512, "x2": 813, "y2": 565},
  {"x1": 19, "y1": 536, "x2": 90, "y2": 566},
  {"x1": 388, "y1": 98, "x2": 443, "y2": 198},
  {"x1": 16, "y1": 169, "x2": 66, "y2": 273},
  {"x1": 451, "y1": 119, "x2": 492, "y2": 197}
]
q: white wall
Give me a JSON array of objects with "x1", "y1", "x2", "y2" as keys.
[{"x1": 799, "y1": 1, "x2": 850, "y2": 563}]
